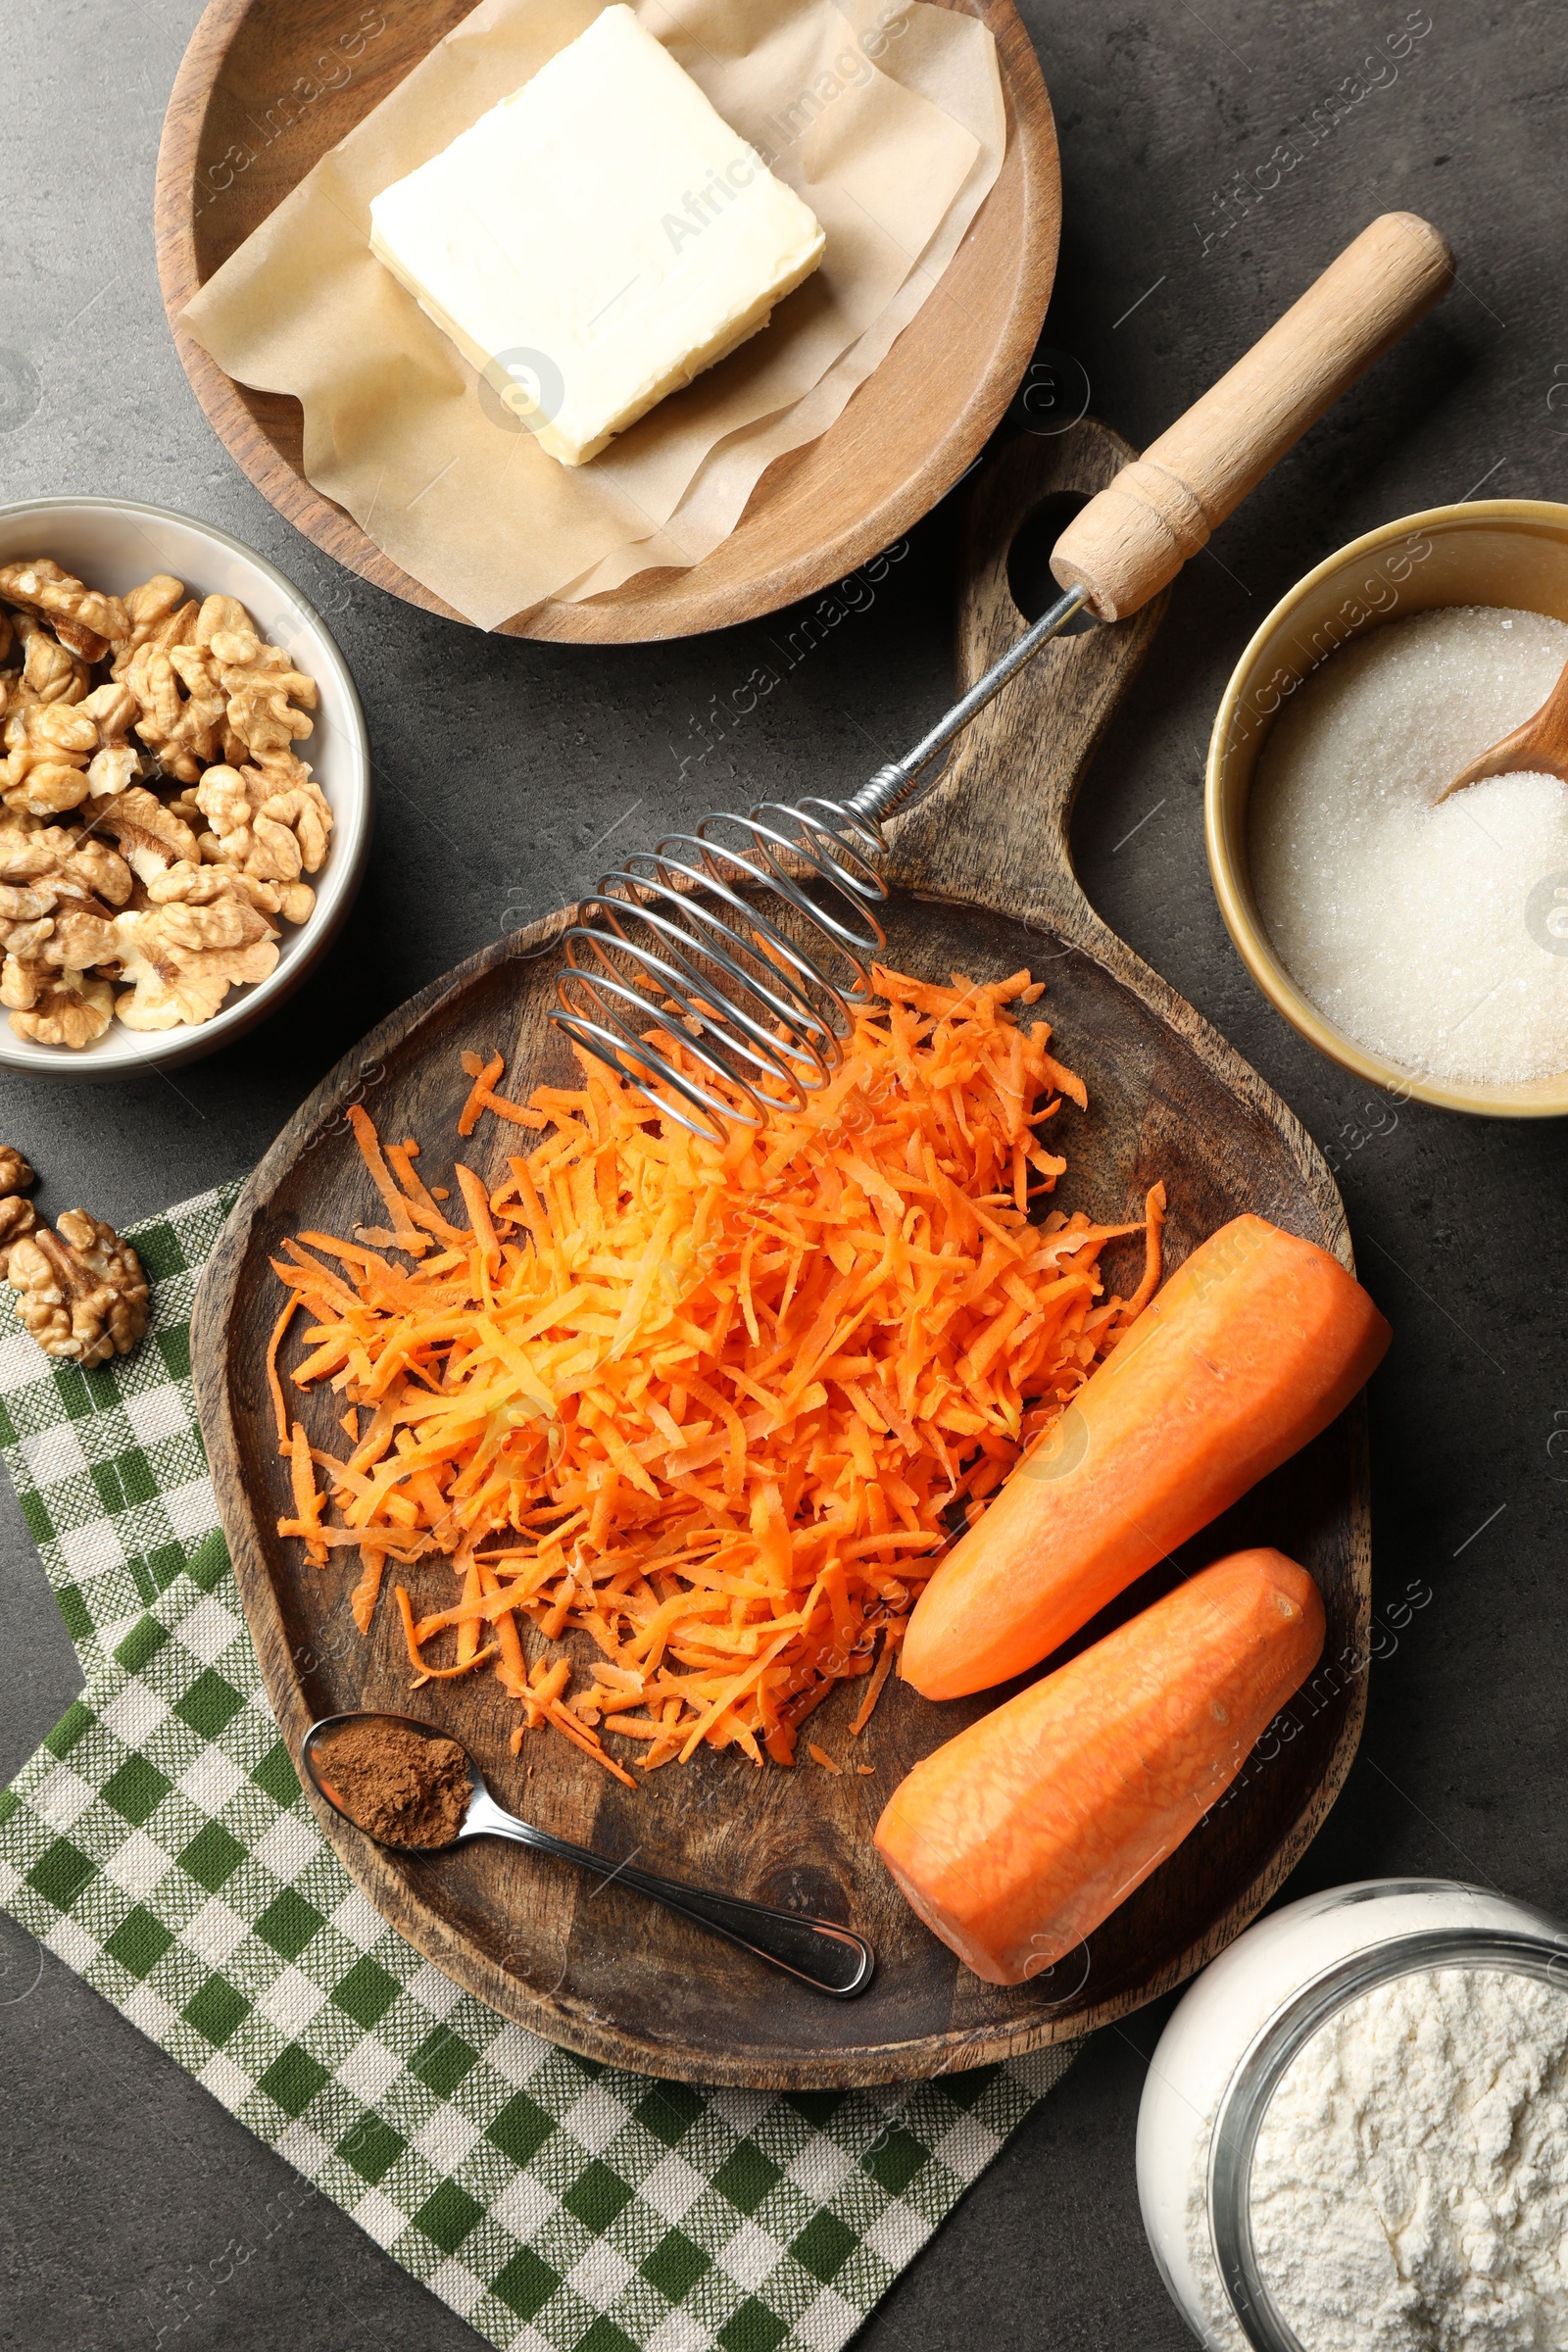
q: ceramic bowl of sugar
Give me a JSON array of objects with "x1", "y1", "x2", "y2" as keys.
[{"x1": 1206, "y1": 500, "x2": 1568, "y2": 1116}]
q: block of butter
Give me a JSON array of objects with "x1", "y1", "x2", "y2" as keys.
[{"x1": 368, "y1": 5, "x2": 827, "y2": 467}]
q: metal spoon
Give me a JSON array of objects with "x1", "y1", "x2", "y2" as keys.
[
  {"x1": 302, "y1": 1711, "x2": 875, "y2": 1998},
  {"x1": 1436, "y1": 653, "x2": 1568, "y2": 803}
]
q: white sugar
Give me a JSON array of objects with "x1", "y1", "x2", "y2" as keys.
[{"x1": 1250, "y1": 604, "x2": 1568, "y2": 1084}]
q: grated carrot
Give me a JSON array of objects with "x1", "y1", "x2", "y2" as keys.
[
  {"x1": 849, "y1": 1623, "x2": 904, "y2": 1738},
  {"x1": 350, "y1": 1544, "x2": 386, "y2": 1634},
  {"x1": 456, "y1": 1558, "x2": 481, "y2": 1669},
  {"x1": 460, "y1": 1048, "x2": 545, "y2": 1131},
  {"x1": 266, "y1": 1302, "x2": 294, "y2": 1450},
  {"x1": 347, "y1": 1105, "x2": 424, "y2": 1254},
  {"x1": 454, "y1": 1164, "x2": 501, "y2": 1271},
  {"x1": 287, "y1": 1420, "x2": 326, "y2": 1567},
  {"x1": 270, "y1": 968, "x2": 1163, "y2": 1781},
  {"x1": 459, "y1": 1052, "x2": 505, "y2": 1138}
]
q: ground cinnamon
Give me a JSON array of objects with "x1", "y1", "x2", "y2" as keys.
[{"x1": 313, "y1": 1717, "x2": 472, "y2": 1847}]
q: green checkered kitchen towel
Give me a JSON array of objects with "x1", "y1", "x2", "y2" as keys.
[{"x1": 0, "y1": 1185, "x2": 1076, "y2": 2352}]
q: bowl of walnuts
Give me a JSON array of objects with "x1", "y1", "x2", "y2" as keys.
[{"x1": 0, "y1": 496, "x2": 370, "y2": 1076}]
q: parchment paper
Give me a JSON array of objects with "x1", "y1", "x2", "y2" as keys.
[
  {"x1": 181, "y1": 0, "x2": 1001, "y2": 629},
  {"x1": 560, "y1": 0, "x2": 1005, "y2": 601}
]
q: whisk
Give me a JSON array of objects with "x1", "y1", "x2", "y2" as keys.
[{"x1": 551, "y1": 214, "x2": 1451, "y2": 1140}]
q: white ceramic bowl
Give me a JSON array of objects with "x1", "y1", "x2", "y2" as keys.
[{"x1": 0, "y1": 496, "x2": 370, "y2": 1078}]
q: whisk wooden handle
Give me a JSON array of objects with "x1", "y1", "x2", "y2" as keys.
[{"x1": 1050, "y1": 211, "x2": 1454, "y2": 621}]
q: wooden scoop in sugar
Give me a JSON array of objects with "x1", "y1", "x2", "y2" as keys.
[{"x1": 1438, "y1": 649, "x2": 1568, "y2": 802}]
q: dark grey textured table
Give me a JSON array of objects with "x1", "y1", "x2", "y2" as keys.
[{"x1": 2, "y1": 1, "x2": 1564, "y2": 2345}]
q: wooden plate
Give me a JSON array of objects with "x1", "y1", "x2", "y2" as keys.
[
  {"x1": 154, "y1": 0, "x2": 1059, "y2": 643},
  {"x1": 191, "y1": 423, "x2": 1370, "y2": 2085}
]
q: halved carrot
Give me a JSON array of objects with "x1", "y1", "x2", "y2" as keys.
[
  {"x1": 901, "y1": 1215, "x2": 1388, "y2": 1698},
  {"x1": 876, "y1": 1546, "x2": 1325, "y2": 1984}
]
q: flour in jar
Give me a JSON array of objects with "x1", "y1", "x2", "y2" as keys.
[
  {"x1": 1250, "y1": 605, "x2": 1568, "y2": 1085},
  {"x1": 1187, "y1": 1966, "x2": 1568, "y2": 2351}
]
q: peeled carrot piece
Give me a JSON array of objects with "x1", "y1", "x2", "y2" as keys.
[
  {"x1": 876, "y1": 1546, "x2": 1324, "y2": 1984},
  {"x1": 902, "y1": 1214, "x2": 1388, "y2": 1698}
]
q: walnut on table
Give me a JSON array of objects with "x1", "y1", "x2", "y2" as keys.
[
  {"x1": 0, "y1": 1202, "x2": 35, "y2": 1279},
  {"x1": 0, "y1": 1141, "x2": 148, "y2": 1366},
  {"x1": 6, "y1": 1208, "x2": 148, "y2": 1366},
  {"x1": 0, "y1": 1145, "x2": 36, "y2": 1276}
]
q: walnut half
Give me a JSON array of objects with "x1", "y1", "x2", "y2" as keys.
[
  {"x1": 6, "y1": 1208, "x2": 149, "y2": 1366},
  {"x1": 5, "y1": 969, "x2": 115, "y2": 1048},
  {"x1": 0, "y1": 1145, "x2": 35, "y2": 1197},
  {"x1": 0, "y1": 1145, "x2": 36, "y2": 1277}
]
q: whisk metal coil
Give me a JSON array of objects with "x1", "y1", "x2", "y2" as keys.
[{"x1": 550, "y1": 580, "x2": 1092, "y2": 1141}]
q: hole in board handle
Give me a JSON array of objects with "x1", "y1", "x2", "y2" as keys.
[{"x1": 1006, "y1": 491, "x2": 1097, "y2": 628}]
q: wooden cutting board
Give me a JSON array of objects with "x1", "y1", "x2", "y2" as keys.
[{"x1": 191, "y1": 419, "x2": 1369, "y2": 2088}]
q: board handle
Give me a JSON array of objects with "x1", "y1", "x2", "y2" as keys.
[
  {"x1": 1050, "y1": 212, "x2": 1454, "y2": 621},
  {"x1": 884, "y1": 419, "x2": 1170, "y2": 939}
]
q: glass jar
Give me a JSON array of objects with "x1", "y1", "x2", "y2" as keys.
[{"x1": 1136, "y1": 1878, "x2": 1568, "y2": 2350}]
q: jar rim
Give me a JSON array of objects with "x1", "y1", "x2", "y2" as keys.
[{"x1": 1207, "y1": 1918, "x2": 1568, "y2": 2352}]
